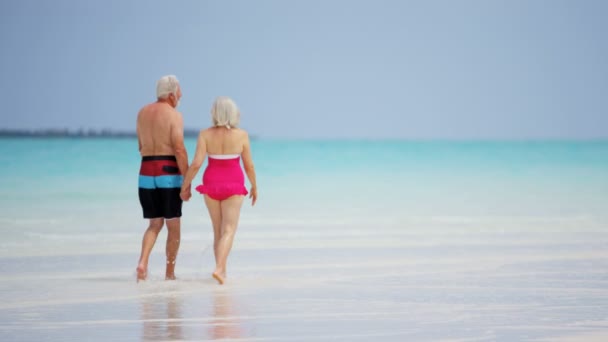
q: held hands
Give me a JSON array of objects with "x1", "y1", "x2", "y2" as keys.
[
  {"x1": 180, "y1": 185, "x2": 192, "y2": 201},
  {"x1": 249, "y1": 186, "x2": 257, "y2": 206}
]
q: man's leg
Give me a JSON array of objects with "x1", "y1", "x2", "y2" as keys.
[
  {"x1": 165, "y1": 218, "x2": 181, "y2": 280},
  {"x1": 137, "y1": 218, "x2": 165, "y2": 282}
]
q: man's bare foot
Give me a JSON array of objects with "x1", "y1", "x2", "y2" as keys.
[
  {"x1": 165, "y1": 260, "x2": 177, "y2": 281},
  {"x1": 136, "y1": 265, "x2": 147, "y2": 283},
  {"x1": 212, "y1": 271, "x2": 225, "y2": 285}
]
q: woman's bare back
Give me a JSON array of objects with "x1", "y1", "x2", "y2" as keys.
[{"x1": 202, "y1": 127, "x2": 246, "y2": 155}]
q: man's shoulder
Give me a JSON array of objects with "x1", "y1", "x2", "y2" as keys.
[
  {"x1": 143, "y1": 101, "x2": 160, "y2": 110},
  {"x1": 138, "y1": 102, "x2": 159, "y2": 115},
  {"x1": 141, "y1": 102, "x2": 178, "y2": 112}
]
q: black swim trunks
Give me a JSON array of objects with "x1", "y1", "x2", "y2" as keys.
[{"x1": 138, "y1": 156, "x2": 183, "y2": 219}]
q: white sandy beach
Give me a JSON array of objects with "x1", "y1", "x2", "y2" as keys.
[{"x1": 1, "y1": 215, "x2": 607, "y2": 341}]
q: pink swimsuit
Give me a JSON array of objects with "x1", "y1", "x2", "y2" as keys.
[{"x1": 195, "y1": 154, "x2": 248, "y2": 200}]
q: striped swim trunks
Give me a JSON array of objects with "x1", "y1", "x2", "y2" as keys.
[{"x1": 138, "y1": 155, "x2": 183, "y2": 219}]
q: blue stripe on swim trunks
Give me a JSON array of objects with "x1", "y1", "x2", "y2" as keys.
[{"x1": 138, "y1": 175, "x2": 184, "y2": 189}]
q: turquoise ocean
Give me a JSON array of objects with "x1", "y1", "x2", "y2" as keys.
[{"x1": 1, "y1": 138, "x2": 607, "y2": 341}]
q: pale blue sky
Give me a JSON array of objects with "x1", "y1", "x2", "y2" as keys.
[{"x1": 1, "y1": 0, "x2": 607, "y2": 139}]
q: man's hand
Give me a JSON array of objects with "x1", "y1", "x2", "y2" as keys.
[{"x1": 180, "y1": 187, "x2": 192, "y2": 201}]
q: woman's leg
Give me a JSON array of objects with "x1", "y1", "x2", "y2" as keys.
[
  {"x1": 204, "y1": 195, "x2": 223, "y2": 264},
  {"x1": 213, "y1": 195, "x2": 245, "y2": 284}
]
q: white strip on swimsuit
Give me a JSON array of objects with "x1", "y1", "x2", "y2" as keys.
[{"x1": 208, "y1": 154, "x2": 240, "y2": 159}]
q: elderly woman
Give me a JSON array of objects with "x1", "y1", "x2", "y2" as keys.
[{"x1": 180, "y1": 96, "x2": 257, "y2": 285}]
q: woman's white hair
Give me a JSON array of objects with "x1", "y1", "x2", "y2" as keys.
[
  {"x1": 156, "y1": 75, "x2": 180, "y2": 99},
  {"x1": 211, "y1": 96, "x2": 240, "y2": 129}
]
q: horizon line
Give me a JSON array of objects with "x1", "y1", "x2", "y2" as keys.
[{"x1": 1, "y1": 128, "x2": 607, "y2": 142}]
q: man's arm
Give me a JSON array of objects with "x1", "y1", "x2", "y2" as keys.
[
  {"x1": 170, "y1": 112, "x2": 189, "y2": 176},
  {"x1": 181, "y1": 131, "x2": 206, "y2": 191},
  {"x1": 136, "y1": 112, "x2": 142, "y2": 152}
]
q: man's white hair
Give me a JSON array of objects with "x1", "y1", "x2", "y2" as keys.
[
  {"x1": 156, "y1": 75, "x2": 180, "y2": 99},
  {"x1": 211, "y1": 96, "x2": 240, "y2": 129}
]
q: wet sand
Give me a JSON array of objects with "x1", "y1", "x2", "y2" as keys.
[{"x1": 1, "y1": 224, "x2": 607, "y2": 341}]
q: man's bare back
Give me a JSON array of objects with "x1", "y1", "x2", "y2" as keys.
[{"x1": 137, "y1": 102, "x2": 188, "y2": 175}]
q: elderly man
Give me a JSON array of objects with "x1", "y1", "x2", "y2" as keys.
[{"x1": 135, "y1": 75, "x2": 190, "y2": 281}]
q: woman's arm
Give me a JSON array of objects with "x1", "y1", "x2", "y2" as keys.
[
  {"x1": 180, "y1": 131, "x2": 207, "y2": 201},
  {"x1": 241, "y1": 131, "x2": 257, "y2": 206}
]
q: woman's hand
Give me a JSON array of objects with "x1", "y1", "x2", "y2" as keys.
[{"x1": 249, "y1": 186, "x2": 257, "y2": 206}]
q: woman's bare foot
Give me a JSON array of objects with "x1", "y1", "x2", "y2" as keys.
[
  {"x1": 212, "y1": 271, "x2": 226, "y2": 285},
  {"x1": 136, "y1": 265, "x2": 147, "y2": 282}
]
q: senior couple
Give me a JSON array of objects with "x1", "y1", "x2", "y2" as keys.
[{"x1": 135, "y1": 75, "x2": 257, "y2": 285}]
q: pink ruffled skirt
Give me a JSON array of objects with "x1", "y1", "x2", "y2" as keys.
[{"x1": 195, "y1": 156, "x2": 248, "y2": 201}]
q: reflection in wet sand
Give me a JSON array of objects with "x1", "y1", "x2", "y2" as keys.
[
  {"x1": 208, "y1": 287, "x2": 244, "y2": 340},
  {"x1": 141, "y1": 293, "x2": 183, "y2": 341}
]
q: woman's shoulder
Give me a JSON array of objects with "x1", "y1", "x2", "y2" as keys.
[
  {"x1": 197, "y1": 127, "x2": 213, "y2": 141},
  {"x1": 199, "y1": 126, "x2": 219, "y2": 135},
  {"x1": 233, "y1": 127, "x2": 249, "y2": 136},
  {"x1": 237, "y1": 128, "x2": 252, "y2": 142},
  {"x1": 198, "y1": 127, "x2": 248, "y2": 138}
]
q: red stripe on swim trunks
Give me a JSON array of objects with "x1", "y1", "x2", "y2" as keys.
[{"x1": 139, "y1": 159, "x2": 179, "y2": 176}]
